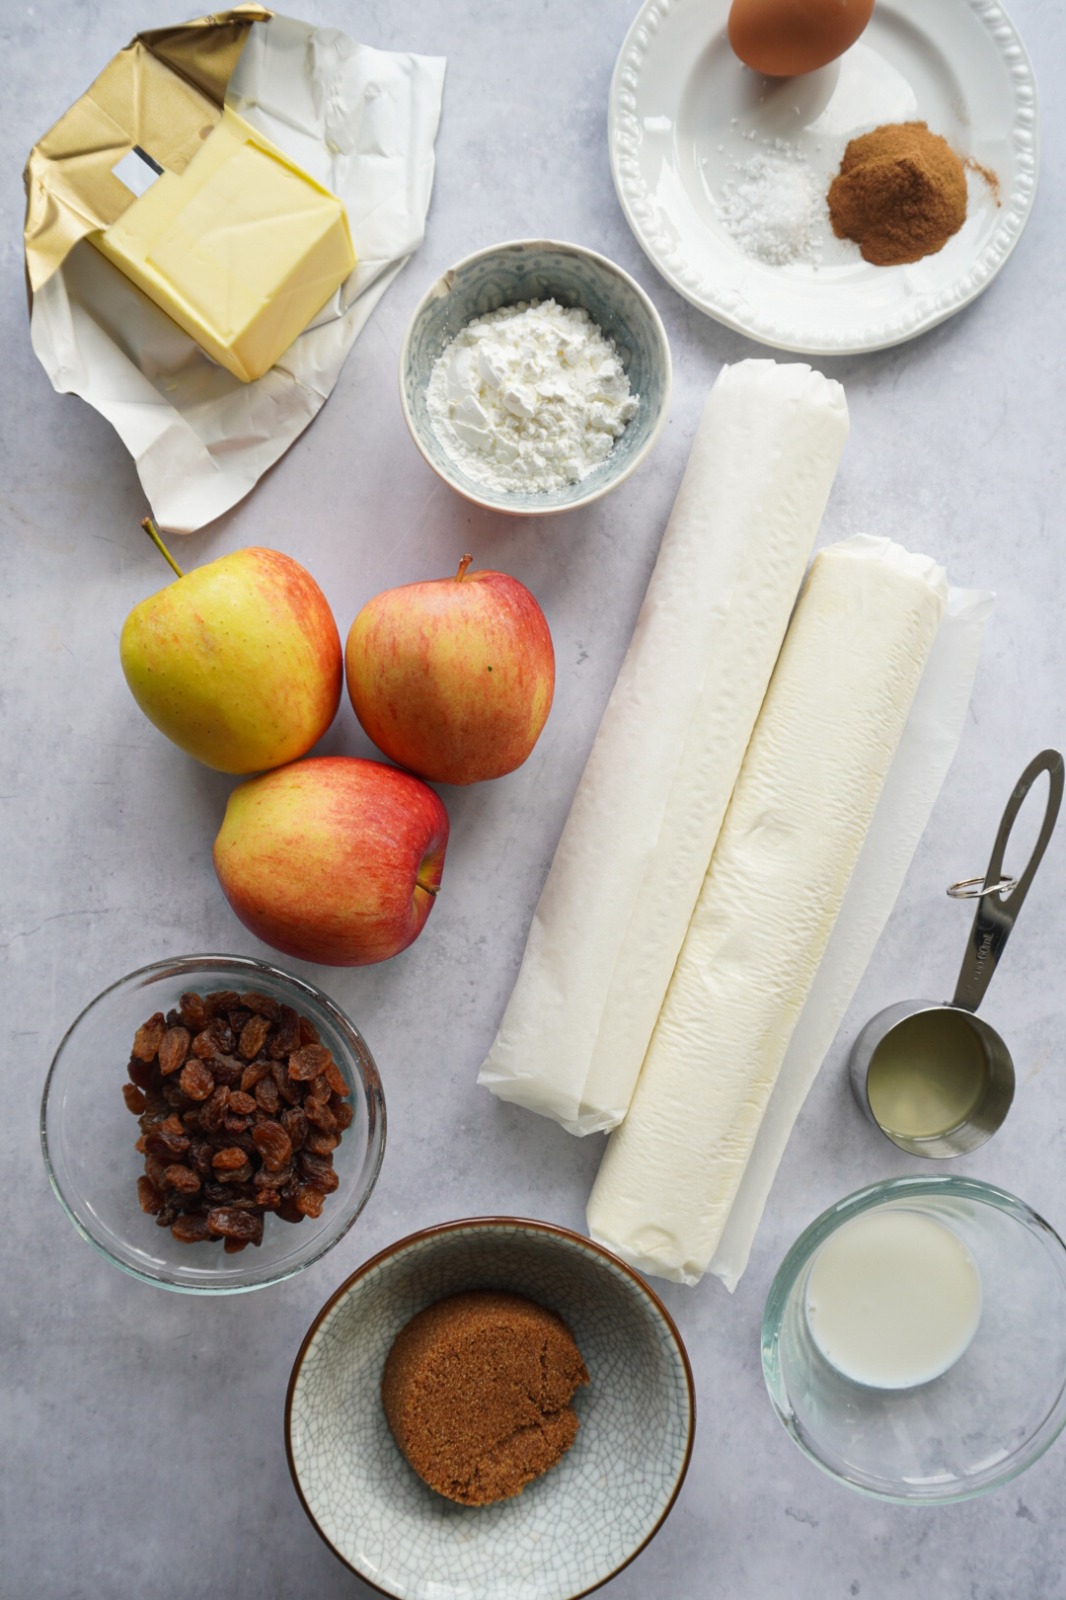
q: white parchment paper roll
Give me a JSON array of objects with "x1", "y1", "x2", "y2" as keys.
[
  {"x1": 709, "y1": 574, "x2": 993, "y2": 1289},
  {"x1": 479, "y1": 360, "x2": 850, "y2": 1133},
  {"x1": 587, "y1": 536, "x2": 952, "y2": 1285}
]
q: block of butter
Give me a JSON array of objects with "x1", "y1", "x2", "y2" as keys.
[
  {"x1": 92, "y1": 105, "x2": 355, "y2": 383},
  {"x1": 587, "y1": 537, "x2": 947, "y2": 1285}
]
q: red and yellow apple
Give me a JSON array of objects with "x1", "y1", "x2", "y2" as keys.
[
  {"x1": 120, "y1": 531, "x2": 342, "y2": 775},
  {"x1": 345, "y1": 555, "x2": 555, "y2": 785},
  {"x1": 212, "y1": 756, "x2": 448, "y2": 966}
]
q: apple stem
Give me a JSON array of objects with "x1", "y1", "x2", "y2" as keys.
[
  {"x1": 455, "y1": 553, "x2": 473, "y2": 582},
  {"x1": 141, "y1": 516, "x2": 184, "y2": 579}
]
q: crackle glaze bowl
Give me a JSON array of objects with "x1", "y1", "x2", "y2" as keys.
[
  {"x1": 762, "y1": 1176, "x2": 1066, "y2": 1504},
  {"x1": 286, "y1": 1216, "x2": 695, "y2": 1599},
  {"x1": 40, "y1": 954, "x2": 385, "y2": 1294},
  {"x1": 400, "y1": 238, "x2": 671, "y2": 515}
]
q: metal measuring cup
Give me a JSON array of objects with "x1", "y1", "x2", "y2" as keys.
[{"x1": 849, "y1": 748, "x2": 1064, "y2": 1157}]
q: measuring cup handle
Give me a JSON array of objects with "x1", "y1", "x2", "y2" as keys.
[{"x1": 952, "y1": 749, "x2": 1064, "y2": 1012}]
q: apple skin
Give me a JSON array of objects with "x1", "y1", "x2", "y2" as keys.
[
  {"x1": 212, "y1": 756, "x2": 449, "y2": 966},
  {"x1": 345, "y1": 557, "x2": 555, "y2": 785},
  {"x1": 120, "y1": 547, "x2": 342, "y2": 775}
]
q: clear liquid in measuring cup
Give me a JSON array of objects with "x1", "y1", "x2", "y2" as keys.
[{"x1": 866, "y1": 1010, "x2": 989, "y2": 1140}]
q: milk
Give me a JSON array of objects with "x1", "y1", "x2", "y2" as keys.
[{"x1": 804, "y1": 1209, "x2": 982, "y2": 1388}]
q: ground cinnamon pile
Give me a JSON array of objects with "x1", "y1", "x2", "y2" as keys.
[{"x1": 827, "y1": 122, "x2": 968, "y2": 266}]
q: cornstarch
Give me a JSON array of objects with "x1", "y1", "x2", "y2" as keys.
[{"x1": 426, "y1": 299, "x2": 638, "y2": 494}]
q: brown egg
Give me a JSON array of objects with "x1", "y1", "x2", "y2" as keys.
[{"x1": 728, "y1": 0, "x2": 875, "y2": 77}]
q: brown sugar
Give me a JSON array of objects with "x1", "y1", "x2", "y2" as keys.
[
  {"x1": 381, "y1": 1289, "x2": 590, "y2": 1506},
  {"x1": 827, "y1": 121, "x2": 968, "y2": 266}
]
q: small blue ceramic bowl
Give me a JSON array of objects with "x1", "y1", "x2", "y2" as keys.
[
  {"x1": 286, "y1": 1217, "x2": 695, "y2": 1599},
  {"x1": 400, "y1": 239, "x2": 671, "y2": 516}
]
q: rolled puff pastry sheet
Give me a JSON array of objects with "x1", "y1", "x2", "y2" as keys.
[
  {"x1": 478, "y1": 359, "x2": 850, "y2": 1134},
  {"x1": 586, "y1": 537, "x2": 948, "y2": 1285}
]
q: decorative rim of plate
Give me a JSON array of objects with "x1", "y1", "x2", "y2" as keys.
[
  {"x1": 608, "y1": 0, "x2": 1040, "y2": 353},
  {"x1": 285, "y1": 1215, "x2": 697, "y2": 1600}
]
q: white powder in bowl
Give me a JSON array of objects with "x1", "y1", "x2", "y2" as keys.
[{"x1": 426, "y1": 299, "x2": 639, "y2": 495}]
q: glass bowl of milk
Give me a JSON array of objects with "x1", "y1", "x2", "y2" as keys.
[{"x1": 762, "y1": 1176, "x2": 1066, "y2": 1503}]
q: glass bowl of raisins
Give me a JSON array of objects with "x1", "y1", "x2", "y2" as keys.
[{"x1": 40, "y1": 954, "x2": 386, "y2": 1293}]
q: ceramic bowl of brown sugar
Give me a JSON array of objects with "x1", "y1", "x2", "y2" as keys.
[
  {"x1": 286, "y1": 1216, "x2": 696, "y2": 1599},
  {"x1": 40, "y1": 954, "x2": 386, "y2": 1294}
]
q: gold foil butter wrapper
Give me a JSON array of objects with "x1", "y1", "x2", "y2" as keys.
[
  {"x1": 23, "y1": 10, "x2": 446, "y2": 530},
  {"x1": 24, "y1": 7, "x2": 268, "y2": 296}
]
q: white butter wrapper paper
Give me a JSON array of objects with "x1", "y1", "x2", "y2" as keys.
[{"x1": 29, "y1": 14, "x2": 446, "y2": 532}]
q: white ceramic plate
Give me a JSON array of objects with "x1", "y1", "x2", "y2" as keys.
[{"x1": 609, "y1": 0, "x2": 1038, "y2": 353}]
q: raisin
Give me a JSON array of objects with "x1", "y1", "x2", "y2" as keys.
[
  {"x1": 271, "y1": 1059, "x2": 299, "y2": 1106},
  {"x1": 298, "y1": 1015, "x2": 321, "y2": 1046},
  {"x1": 267, "y1": 1006, "x2": 301, "y2": 1059},
  {"x1": 137, "y1": 1176, "x2": 164, "y2": 1214},
  {"x1": 294, "y1": 1185, "x2": 325, "y2": 1218},
  {"x1": 204, "y1": 990, "x2": 241, "y2": 1017},
  {"x1": 299, "y1": 1150, "x2": 339, "y2": 1193},
  {"x1": 252, "y1": 1120, "x2": 293, "y2": 1173},
  {"x1": 304, "y1": 1127, "x2": 340, "y2": 1156},
  {"x1": 131, "y1": 1014, "x2": 166, "y2": 1062},
  {"x1": 144, "y1": 1128, "x2": 190, "y2": 1160},
  {"x1": 279, "y1": 1105, "x2": 307, "y2": 1151},
  {"x1": 179, "y1": 993, "x2": 207, "y2": 1032},
  {"x1": 171, "y1": 1213, "x2": 211, "y2": 1244},
  {"x1": 162, "y1": 1163, "x2": 201, "y2": 1195},
  {"x1": 288, "y1": 1044, "x2": 331, "y2": 1081},
  {"x1": 127, "y1": 1055, "x2": 155, "y2": 1092},
  {"x1": 199, "y1": 1085, "x2": 230, "y2": 1133},
  {"x1": 222, "y1": 1159, "x2": 254, "y2": 1185},
  {"x1": 207, "y1": 1207, "x2": 263, "y2": 1243},
  {"x1": 212, "y1": 1020, "x2": 238, "y2": 1056},
  {"x1": 238, "y1": 1014, "x2": 272, "y2": 1060},
  {"x1": 254, "y1": 1075, "x2": 280, "y2": 1115},
  {"x1": 157, "y1": 1026, "x2": 191, "y2": 1076},
  {"x1": 305, "y1": 1097, "x2": 337, "y2": 1133},
  {"x1": 323, "y1": 1056, "x2": 350, "y2": 1098},
  {"x1": 241, "y1": 990, "x2": 281, "y2": 1020},
  {"x1": 144, "y1": 1152, "x2": 170, "y2": 1189},
  {"x1": 212, "y1": 1146, "x2": 250, "y2": 1173},
  {"x1": 255, "y1": 1160, "x2": 293, "y2": 1191},
  {"x1": 210, "y1": 1054, "x2": 244, "y2": 1087},
  {"x1": 122, "y1": 1082, "x2": 147, "y2": 1115},
  {"x1": 188, "y1": 1142, "x2": 215, "y2": 1178},
  {"x1": 239, "y1": 1060, "x2": 270, "y2": 1093},
  {"x1": 179, "y1": 1059, "x2": 215, "y2": 1101},
  {"x1": 333, "y1": 1100, "x2": 354, "y2": 1131},
  {"x1": 306, "y1": 1075, "x2": 332, "y2": 1106}
]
